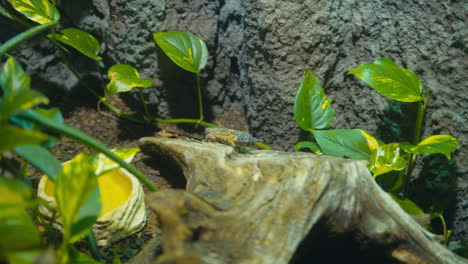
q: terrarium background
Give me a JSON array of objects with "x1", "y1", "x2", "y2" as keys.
[{"x1": 0, "y1": 0, "x2": 466, "y2": 241}]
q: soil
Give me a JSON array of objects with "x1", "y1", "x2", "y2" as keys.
[{"x1": 32, "y1": 93, "x2": 249, "y2": 263}]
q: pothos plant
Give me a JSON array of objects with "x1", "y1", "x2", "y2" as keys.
[
  {"x1": 1, "y1": 0, "x2": 218, "y2": 129},
  {"x1": 293, "y1": 57, "x2": 459, "y2": 244},
  {"x1": 0, "y1": 0, "x2": 159, "y2": 263}
]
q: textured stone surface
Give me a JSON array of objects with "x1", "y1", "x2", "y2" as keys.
[{"x1": 1, "y1": 0, "x2": 465, "y2": 239}]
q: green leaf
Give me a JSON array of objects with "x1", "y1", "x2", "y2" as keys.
[
  {"x1": 448, "y1": 241, "x2": 468, "y2": 258},
  {"x1": 369, "y1": 143, "x2": 410, "y2": 177},
  {"x1": 294, "y1": 141, "x2": 322, "y2": 154},
  {"x1": 11, "y1": 0, "x2": 60, "y2": 24},
  {"x1": 55, "y1": 152, "x2": 101, "y2": 244},
  {"x1": 5, "y1": 250, "x2": 42, "y2": 264},
  {"x1": 106, "y1": 64, "x2": 152, "y2": 97},
  {"x1": 0, "y1": 90, "x2": 49, "y2": 121},
  {"x1": 0, "y1": 178, "x2": 41, "y2": 254},
  {"x1": 94, "y1": 148, "x2": 140, "y2": 176},
  {"x1": 387, "y1": 193, "x2": 424, "y2": 216},
  {"x1": 311, "y1": 129, "x2": 376, "y2": 160},
  {"x1": 0, "y1": 21, "x2": 59, "y2": 59},
  {"x1": 400, "y1": 135, "x2": 458, "y2": 160},
  {"x1": 48, "y1": 28, "x2": 102, "y2": 60},
  {"x1": 0, "y1": 57, "x2": 30, "y2": 95},
  {"x1": 348, "y1": 57, "x2": 424, "y2": 102},
  {"x1": 153, "y1": 31, "x2": 208, "y2": 73},
  {"x1": 294, "y1": 70, "x2": 334, "y2": 130},
  {"x1": 0, "y1": 125, "x2": 48, "y2": 153},
  {"x1": 69, "y1": 248, "x2": 103, "y2": 264},
  {"x1": 10, "y1": 108, "x2": 63, "y2": 148},
  {"x1": 14, "y1": 145, "x2": 62, "y2": 181},
  {"x1": 375, "y1": 171, "x2": 405, "y2": 192}
]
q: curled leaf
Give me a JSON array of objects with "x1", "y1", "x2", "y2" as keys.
[
  {"x1": 294, "y1": 70, "x2": 334, "y2": 130},
  {"x1": 106, "y1": 64, "x2": 152, "y2": 97},
  {"x1": 369, "y1": 143, "x2": 410, "y2": 177},
  {"x1": 400, "y1": 135, "x2": 458, "y2": 160}
]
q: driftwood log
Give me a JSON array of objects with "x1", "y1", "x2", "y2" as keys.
[{"x1": 136, "y1": 137, "x2": 465, "y2": 264}]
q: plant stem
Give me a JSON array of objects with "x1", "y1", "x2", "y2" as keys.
[
  {"x1": 403, "y1": 89, "x2": 430, "y2": 196},
  {"x1": 155, "y1": 118, "x2": 217, "y2": 128},
  {"x1": 18, "y1": 109, "x2": 158, "y2": 192},
  {"x1": 86, "y1": 232, "x2": 103, "y2": 262},
  {"x1": 0, "y1": 6, "x2": 33, "y2": 29},
  {"x1": 138, "y1": 88, "x2": 152, "y2": 122},
  {"x1": 101, "y1": 99, "x2": 149, "y2": 124},
  {"x1": 196, "y1": 73, "x2": 204, "y2": 122},
  {"x1": 58, "y1": 50, "x2": 102, "y2": 99},
  {"x1": 0, "y1": 21, "x2": 58, "y2": 58},
  {"x1": 255, "y1": 142, "x2": 273, "y2": 150}
]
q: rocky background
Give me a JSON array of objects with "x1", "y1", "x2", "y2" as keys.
[{"x1": 1, "y1": 0, "x2": 466, "y2": 241}]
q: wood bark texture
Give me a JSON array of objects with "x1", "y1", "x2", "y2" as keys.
[{"x1": 137, "y1": 137, "x2": 465, "y2": 264}]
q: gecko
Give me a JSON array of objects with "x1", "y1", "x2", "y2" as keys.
[{"x1": 205, "y1": 127, "x2": 263, "y2": 147}]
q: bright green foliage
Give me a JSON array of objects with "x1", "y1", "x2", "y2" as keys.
[
  {"x1": 14, "y1": 145, "x2": 62, "y2": 181},
  {"x1": 4, "y1": 250, "x2": 42, "y2": 264},
  {"x1": 376, "y1": 171, "x2": 405, "y2": 192},
  {"x1": 388, "y1": 192, "x2": 425, "y2": 216},
  {"x1": 0, "y1": 125, "x2": 48, "y2": 153},
  {"x1": 294, "y1": 70, "x2": 334, "y2": 130},
  {"x1": 294, "y1": 141, "x2": 322, "y2": 154},
  {"x1": 400, "y1": 135, "x2": 458, "y2": 160},
  {"x1": 0, "y1": 57, "x2": 49, "y2": 121},
  {"x1": 69, "y1": 248, "x2": 102, "y2": 264},
  {"x1": 11, "y1": 0, "x2": 60, "y2": 24},
  {"x1": 0, "y1": 89, "x2": 48, "y2": 121},
  {"x1": 106, "y1": 64, "x2": 152, "y2": 97},
  {"x1": 348, "y1": 57, "x2": 424, "y2": 102},
  {"x1": 55, "y1": 152, "x2": 101, "y2": 244},
  {"x1": 0, "y1": 57, "x2": 30, "y2": 94},
  {"x1": 94, "y1": 148, "x2": 140, "y2": 176},
  {"x1": 48, "y1": 28, "x2": 102, "y2": 60},
  {"x1": 153, "y1": 31, "x2": 208, "y2": 73},
  {"x1": 0, "y1": 178, "x2": 41, "y2": 256},
  {"x1": 448, "y1": 242, "x2": 468, "y2": 258},
  {"x1": 369, "y1": 143, "x2": 410, "y2": 177},
  {"x1": 11, "y1": 107, "x2": 64, "y2": 148},
  {"x1": 311, "y1": 129, "x2": 376, "y2": 160}
]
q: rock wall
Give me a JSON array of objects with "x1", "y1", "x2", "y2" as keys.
[{"x1": 1, "y1": 0, "x2": 466, "y2": 240}]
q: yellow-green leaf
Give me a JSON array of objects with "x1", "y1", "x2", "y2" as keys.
[
  {"x1": 153, "y1": 31, "x2": 208, "y2": 74},
  {"x1": 106, "y1": 64, "x2": 152, "y2": 97},
  {"x1": 0, "y1": 57, "x2": 30, "y2": 95},
  {"x1": 0, "y1": 125, "x2": 48, "y2": 153},
  {"x1": 294, "y1": 141, "x2": 322, "y2": 154},
  {"x1": 369, "y1": 143, "x2": 410, "y2": 177},
  {"x1": 400, "y1": 135, "x2": 458, "y2": 160},
  {"x1": 387, "y1": 192, "x2": 425, "y2": 216},
  {"x1": 348, "y1": 57, "x2": 424, "y2": 102},
  {"x1": 0, "y1": 89, "x2": 49, "y2": 121},
  {"x1": 55, "y1": 152, "x2": 101, "y2": 244},
  {"x1": 0, "y1": 178, "x2": 41, "y2": 254},
  {"x1": 48, "y1": 28, "x2": 102, "y2": 60},
  {"x1": 94, "y1": 148, "x2": 140, "y2": 176},
  {"x1": 11, "y1": 0, "x2": 60, "y2": 24},
  {"x1": 294, "y1": 70, "x2": 334, "y2": 130}
]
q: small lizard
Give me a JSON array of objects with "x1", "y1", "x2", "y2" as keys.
[{"x1": 205, "y1": 127, "x2": 263, "y2": 147}]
